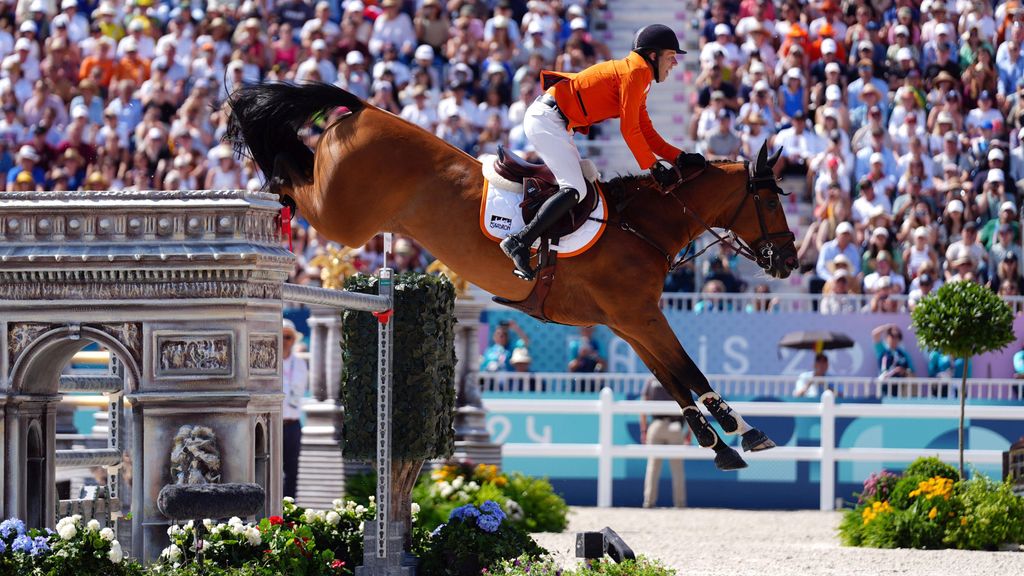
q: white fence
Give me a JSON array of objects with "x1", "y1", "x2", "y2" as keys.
[
  {"x1": 476, "y1": 371, "x2": 1024, "y2": 400},
  {"x1": 656, "y1": 292, "x2": 1024, "y2": 314},
  {"x1": 482, "y1": 388, "x2": 1024, "y2": 510}
]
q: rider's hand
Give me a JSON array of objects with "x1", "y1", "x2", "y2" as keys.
[
  {"x1": 675, "y1": 152, "x2": 707, "y2": 171},
  {"x1": 650, "y1": 161, "x2": 679, "y2": 189}
]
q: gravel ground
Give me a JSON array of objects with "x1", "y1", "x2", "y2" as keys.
[{"x1": 531, "y1": 507, "x2": 1024, "y2": 576}]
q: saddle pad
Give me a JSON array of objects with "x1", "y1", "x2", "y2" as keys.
[{"x1": 479, "y1": 179, "x2": 607, "y2": 258}]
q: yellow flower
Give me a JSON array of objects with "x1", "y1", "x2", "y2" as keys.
[
  {"x1": 960, "y1": 517, "x2": 968, "y2": 526},
  {"x1": 928, "y1": 507, "x2": 938, "y2": 520}
]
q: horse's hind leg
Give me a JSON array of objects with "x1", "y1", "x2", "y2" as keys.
[
  {"x1": 614, "y1": 312, "x2": 776, "y2": 454},
  {"x1": 612, "y1": 329, "x2": 747, "y2": 471}
]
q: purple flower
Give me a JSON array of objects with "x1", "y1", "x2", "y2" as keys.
[
  {"x1": 0, "y1": 518, "x2": 25, "y2": 539},
  {"x1": 477, "y1": 514, "x2": 501, "y2": 533},
  {"x1": 12, "y1": 534, "x2": 33, "y2": 553},
  {"x1": 449, "y1": 504, "x2": 480, "y2": 522},
  {"x1": 479, "y1": 500, "x2": 506, "y2": 521},
  {"x1": 31, "y1": 536, "x2": 49, "y2": 556}
]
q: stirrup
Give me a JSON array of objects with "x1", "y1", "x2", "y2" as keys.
[{"x1": 501, "y1": 236, "x2": 537, "y2": 281}]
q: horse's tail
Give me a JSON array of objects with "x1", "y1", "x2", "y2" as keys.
[{"x1": 224, "y1": 82, "x2": 365, "y2": 187}]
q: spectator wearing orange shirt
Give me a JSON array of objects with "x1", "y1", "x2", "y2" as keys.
[
  {"x1": 79, "y1": 37, "x2": 116, "y2": 89},
  {"x1": 112, "y1": 37, "x2": 151, "y2": 86}
]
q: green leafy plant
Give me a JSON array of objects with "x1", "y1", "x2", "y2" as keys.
[
  {"x1": 490, "y1": 554, "x2": 677, "y2": 576},
  {"x1": 911, "y1": 281, "x2": 1016, "y2": 477},
  {"x1": 840, "y1": 457, "x2": 1024, "y2": 550},
  {"x1": 0, "y1": 515, "x2": 141, "y2": 576},
  {"x1": 417, "y1": 502, "x2": 546, "y2": 576}
]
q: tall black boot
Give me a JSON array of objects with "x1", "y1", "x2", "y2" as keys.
[{"x1": 500, "y1": 187, "x2": 579, "y2": 280}]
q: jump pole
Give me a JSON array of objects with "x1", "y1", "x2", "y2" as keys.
[{"x1": 281, "y1": 267, "x2": 395, "y2": 566}]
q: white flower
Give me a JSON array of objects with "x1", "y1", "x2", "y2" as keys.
[
  {"x1": 71, "y1": 514, "x2": 82, "y2": 523},
  {"x1": 86, "y1": 519, "x2": 101, "y2": 532},
  {"x1": 440, "y1": 485, "x2": 454, "y2": 498},
  {"x1": 451, "y1": 476, "x2": 464, "y2": 489},
  {"x1": 466, "y1": 481, "x2": 480, "y2": 491},
  {"x1": 368, "y1": 496, "x2": 375, "y2": 503},
  {"x1": 303, "y1": 509, "x2": 317, "y2": 523},
  {"x1": 358, "y1": 521, "x2": 364, "y2": 532},
  {"x1": 228, "y1": 516, "x2": 243, "y2": 527},
  {"x1": 410, "y1": 503, "x2": 420, "y2": 515},
  {"x1": 57, "y1": 523, "x2": 77, "y2": 540},
  {"x1": 108, "y1": 541, "x2": 123, "y2": 564},
  {"x1": 184, "y1": 520, "x2": 194, "y2": 530},
  {"x1": 326, "y1": 511, "x2": 341, "y2": 526},
  {"x1": 354, "y1": 505, "x2": 366, "y2": 514},
  {"x1": 202, "y1": 519, "x2": 213, "y2": 529},
  {"x1": 100, "y1": 527, "x2": 115, "y2": 541},
  {"x1": 167, "y1": 524, "x2": 182, "y2": 537},
  {"x1": 162, "y1": 544, "x2": 182, "y2": 562},
  {"x1": 283, "y1": 496, "x2": 295, "y2": 504},
  {"x1": 456, "y1": 491, "x2": 470, "y2": 502},
  {"x1": 332, "y1": 498, "x2": 344, "y2": 508},
  {"x1": 244, "y1": 526, "x2": 261, "y2": 547}
]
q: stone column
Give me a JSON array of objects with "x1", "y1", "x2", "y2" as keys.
[{"x1": 451, "y1": 295, "x2": 501, "y2": 467}]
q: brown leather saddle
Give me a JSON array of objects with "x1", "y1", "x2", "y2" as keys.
[{"x1": 493, "y1": 145, "x2": 599, "y2": 240}]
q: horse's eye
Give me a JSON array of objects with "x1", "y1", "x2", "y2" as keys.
[{"x1": 767, "y1": 199, "x2": 779, "y2": 210}]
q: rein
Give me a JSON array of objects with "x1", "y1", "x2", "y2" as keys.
[{"x1": 596, "y1": 162, "x2": 791, "y2": 273}]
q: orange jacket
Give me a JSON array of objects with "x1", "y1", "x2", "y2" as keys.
[{"x1": 540, "y1": 51, "x2": 681, "y2": 170}]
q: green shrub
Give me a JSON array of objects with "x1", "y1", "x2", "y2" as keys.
[
  {"x1": 944, "y1": 474, "x2": 1024, "y2": 550},
  {"x1": 417, "y1": 502, "x2": 546, "y2": 576},
  {"x1": 489, "y1": 555, "x2": 676, "y2": 576},
  {"x1": 904, "y1": 457, "x2": 958, "y2": 482},
  {"x1": 341, "y1": 472, "x2": 377, "y2": 506},
  {"x1": 840, "y1": 457, "x2": 1024, "y2": 550}
]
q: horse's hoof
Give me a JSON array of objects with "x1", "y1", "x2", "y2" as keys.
[
  {"x1": 741, "y1": 428, "x2": 776, "y2": 452},
  {"x1": 714, "y1": 446, "x2": 748, "y2": 471}
]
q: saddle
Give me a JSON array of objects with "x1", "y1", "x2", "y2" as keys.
[{"x1": 493, "y1": 145, "x2": 599, "y2": 240}]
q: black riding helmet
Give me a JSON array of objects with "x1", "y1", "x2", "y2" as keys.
[{"x1": 632, "y1": 24, "x2": 686, "y2": 82}]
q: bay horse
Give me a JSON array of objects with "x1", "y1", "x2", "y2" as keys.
[{"x1": 226, "y1": 83, "x2": 799, "y2": 470}]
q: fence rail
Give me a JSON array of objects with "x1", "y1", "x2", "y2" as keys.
[
  {"x1": 482, "y1": 388, "x2": 1024, "y2": 510},
  {"x1": 476, "y1": 372, "x2": 1024, "y2": 400}
]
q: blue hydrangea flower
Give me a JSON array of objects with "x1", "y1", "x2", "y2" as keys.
[
  {"x1": 0, "y1": 518, "x2": 25, "y2": 539},
  {"x1": 476, "y1": 514, "x2": 501, "y2": 533},
  {"x1": 479, "y1": 500, "x2": 507, "y2": 521},
  {"x1": 448, "y1": 504, "x2": 480, "y2": 522},
  {"x1": 30, "y1": 536, "x2": 49, "y2": 556},
  {"x1": 0, "y1": 539, "x2": 7, "y2": 553},
  {"x1": 12, "y1": 534, "x2": 33, "y2": 553},
  {"x1": 430, "y1": 523, "x2": 446, "y2": 538}
]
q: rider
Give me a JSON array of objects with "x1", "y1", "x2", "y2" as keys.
[{"x1": 500, "y1": 24, "x2": 707, "y2": 280}]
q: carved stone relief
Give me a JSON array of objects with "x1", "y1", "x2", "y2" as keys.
[
  {"x1": 248, "y1": 334, "x2": 278, "y2": 374},
  {"x1": 156, "y1": 333, "x2": 233, "y2": 378},
  {"x1": 170, "y1": 425, "x2": 221, "y2": 484},
  {"x1": 96, "y1": 323, "x2": 143, "y2": 366},
  {"x1": 7, "y1": 322, "x2": 54, "y2": 370}
]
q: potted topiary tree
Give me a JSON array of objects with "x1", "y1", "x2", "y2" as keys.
[{"x1": 911, "y1": 281, "x2": 1016, "y2": 478}]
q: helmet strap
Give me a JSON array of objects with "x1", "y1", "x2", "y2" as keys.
[{"x1": 642, "y1": 49, "x2": 661, "y2": 82}]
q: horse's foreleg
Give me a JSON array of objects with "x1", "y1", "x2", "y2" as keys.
[
  {"x1": 612, "y1": 328, "x2": 747, "y2": 471},
  {"x1": 615, "y1": 313, "x2": 776, "y2": 454}
]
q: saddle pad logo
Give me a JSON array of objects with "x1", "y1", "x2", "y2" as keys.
[{"x1": 489, "y1": 215, "x2": 513, "y2": 231}]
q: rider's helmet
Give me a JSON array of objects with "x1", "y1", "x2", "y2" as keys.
[{"x1": 632, "y1": 24, "x2": 686, "y2": 82}]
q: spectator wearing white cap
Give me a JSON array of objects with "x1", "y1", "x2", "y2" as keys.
[
  {"x1": 301, "y1": 2, "x2": 341, "y2": 46},
  {"x1": 58, "y1": 0, "x2": 89, "y2": 44},
  {"x1": 369, "y1": 0, "x2": 416, "y2": 57},
  {"x1": 522, "y1": 19, "x2": 556, "y2": 63},
  {"x1": 853, "y1": 165, "x2": 894, "y2": 223},
  {"x1": 864, "y1": 250, "x2": 907, "y2": 294},
  {"x1": 117, "y1": 18, "x2": 156, "y2": 60},
  {"x1": 809, "y1": 39, "x2": 844, "y2": 84},
  {"x1": 885, "y1": 24, "x2": 919, "y2": 69},
  {"x1": 372, "y1": 42, "x2": 411, "y2": 89},
  {"x1": 6, "y1": 144, "x2": 45, "y2": 192},
  {"x1": 296, "y1": 38, "x2": 338, "y2": 84},
  {"x1": 700, "y1": 22, "x2": 742, "y2": 68},
  {"x1": 737, "y1": 79, "x2": 778, "y2": 131},
  {"x1": 11, "y1": 36, "x2": 41, "y2": 84},
  {"x1": 980, "y1": 200, "x2": 1020, "y2": 249},
  {"x1": 738, "y1": 20, "x2": 777, "y2": 70},
  {"x1": 921, "y1": 1, "x2": 955, "y2": 45},
  {"x1": 971, "y1": 146, "x2": 1007, "y2": 191},
  {"x1": 903, "y1": 226, "x2": 939, "y2": 280},
  {"x1": 338, "y1": 50, "x2": 370, "y2": 100},
  {"x1": 816, "y1": 221, "x2": 862, "y2": 281},
  {"x1": 400, "y1": 84, "x2": 439, "y2": 132},
  {"x1": 410, "y1": 44, "x2": 441, "y2": 90}
]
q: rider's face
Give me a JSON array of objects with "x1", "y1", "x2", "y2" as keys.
[{"x1": 656, "y1": 50, "x2": 678, "y2": 81}]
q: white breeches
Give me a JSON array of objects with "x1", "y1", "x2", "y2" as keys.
[{"x1": 523, "y1": 100, "x2": 587, "y2": 203}]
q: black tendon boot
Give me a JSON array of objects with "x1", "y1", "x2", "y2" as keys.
[
  {"x1": 682, "y1": 406, "x2": 747, "y2": 471},
  {"x1": 699, "y1": 392, "x2": 776, "y2": 452},
  {"x1": 500, "y1": 187, "x2": 579, "y2": 280}
]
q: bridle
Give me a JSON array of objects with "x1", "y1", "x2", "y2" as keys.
[{"x1": 607, "y1": 162, "x2": 795, "y2": 273}]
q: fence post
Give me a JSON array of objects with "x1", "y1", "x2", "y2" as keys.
[
  {"x1": 820, "y1": 389, "x2": 836, "y2": 511},
  {"x1": 597, "y1": 387, "x2": 614, "y2": 507}
]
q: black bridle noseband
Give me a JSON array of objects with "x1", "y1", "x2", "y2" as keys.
[{"x1": 607, "y1": 162, "x2": 794, "y2": 273}]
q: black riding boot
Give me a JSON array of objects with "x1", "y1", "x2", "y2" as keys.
[{"x1": 500, "y1": 187, "x2": 579, "y2": 280}]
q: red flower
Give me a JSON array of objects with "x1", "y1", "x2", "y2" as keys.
[
  {"x1": 269, "y1": 516, "x2": 284, "y2": 526},
  {"x1": 331, "y1": 560, "x2": 346, "y2": 569}
]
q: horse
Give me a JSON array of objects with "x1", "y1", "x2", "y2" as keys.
[{"x1": 226, "y1": 82, "x2": 799, "y2": 470}]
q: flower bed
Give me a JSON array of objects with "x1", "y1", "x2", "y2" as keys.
[{"x1": 838, "y1": 457, "x2": 1024, "y2": 550}]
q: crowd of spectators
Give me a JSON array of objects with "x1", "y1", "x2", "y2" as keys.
[
  {"x1": 0, "y1": 0, "x2": 609, "y2": 282},
  {"x1": 687, "y1": 0, "x2": 1024, "y2": 307}
]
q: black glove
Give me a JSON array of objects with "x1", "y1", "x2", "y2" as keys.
[
  {"x1": 650, "y1": 161, "x2": 679, "y2": 189},
  {"x1": 675, "y1": 152, "x2": 708, "y2": 170}
]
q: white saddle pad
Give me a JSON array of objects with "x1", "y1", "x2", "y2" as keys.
[{"x1": 479, "y1": 155, "x2": 608, "y2": 258}]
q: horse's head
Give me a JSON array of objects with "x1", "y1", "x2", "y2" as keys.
[{"x1": 726, "y1": 143, "x2": 798, "y2": 279}]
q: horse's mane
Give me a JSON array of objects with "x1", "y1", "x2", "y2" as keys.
[{"x1": 600, "y1": 160, "x2": 739, "y2": 211}]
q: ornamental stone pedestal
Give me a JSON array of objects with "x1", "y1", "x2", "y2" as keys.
[
  {"x1": 0, "y1": 190, "x2": 293, "y2": 562},
  {"x1": 451, "y1": 295, "x2": 502, "y2": 467}
]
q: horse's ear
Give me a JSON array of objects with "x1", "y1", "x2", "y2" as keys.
[
  {"x1": 755, "y1": 141, "x2": 769, "y2": 174},
  {"x1": 768, "y1": 146, "x2": 783, "y2": 169}
]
